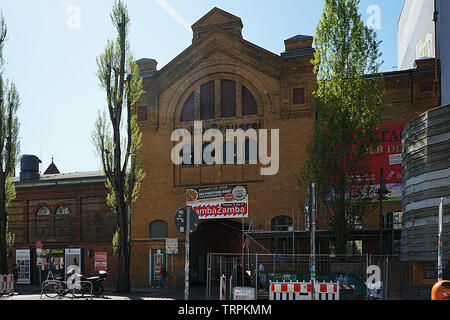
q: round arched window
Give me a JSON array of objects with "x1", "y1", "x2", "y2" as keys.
[
  {"x1": 36, "y1": 207, "x2": 50, "y2": 216},
  {"x1": 56, "y1": 206, "x2": 70, "y2": 215}
]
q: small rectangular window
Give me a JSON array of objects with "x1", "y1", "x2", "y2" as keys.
[
  {"x1": 138, "y1": 106, "x2": 147, "y2": 121},
  {"x1": 293, "y1": 88, "x2": 305, "y2": 105},
  {"x1": 419, "y1": 82, "x2": 433, "y2": 92}
]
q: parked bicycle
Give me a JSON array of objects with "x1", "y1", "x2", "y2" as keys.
[{"x1": 41, "y1": 269, "x2": 76, "y2": 299}]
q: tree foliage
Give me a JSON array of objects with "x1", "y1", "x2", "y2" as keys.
[
  {"x1": 300, "y1": 0, "x2": 385, "y2": 254},
  {"x1": 0, "y1": 12, "x2": 20, "y2": 274},
  {"x1": 92, "y1": 0, "x2": 145, "y2": 292}
]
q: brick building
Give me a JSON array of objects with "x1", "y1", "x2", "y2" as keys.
[
  {"x1": 7, "y1": 156, "x2": 117, "y2": 287},
  {"x1": 129, "y1": 8, "x2": 439, "y2": 288}
]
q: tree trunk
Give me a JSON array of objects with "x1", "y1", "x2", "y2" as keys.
[{"x1": 0, "y1": 188, "x2": 7, "y2": 274}]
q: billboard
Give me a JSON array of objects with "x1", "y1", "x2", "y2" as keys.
[
  {"x1": 398, "y1": 0, "x2": 435, "y2": 70},
  {"x1": 186, "y1": 185, "x2": 248, "y2": 219},
  {"x1": 325, "y1": 123, "x2": 405, "y2": 202}
]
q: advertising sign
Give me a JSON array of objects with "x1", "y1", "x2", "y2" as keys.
[
  {"x1": 94, "y1": 252, "x2": 107, "y2": 271},
  {"x1": 369, "y1": 122, "x2": 406, "y2": 184},
  {"x1": 15, "y1": 249, "x2": 31, "y2": 284},
  {"x1": 166, "y1": 238, "x2": 179, "y2": 254},
  {"x1": 186, "y1": 185, "x2": 248, "y2": 219}
]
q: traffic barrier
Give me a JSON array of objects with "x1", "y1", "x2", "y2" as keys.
[
  {"x1": 220, "y1": 274, "x2": 226, "y2": 300},
  {"x1": 0, "y1": 274, "x2": 14, "y2": 295},
  {"x1": 269, "y1": 280, "x2": 340, "y2": 301}
]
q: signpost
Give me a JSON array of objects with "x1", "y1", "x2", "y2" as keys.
[{"x1": 174, "y1": 207, "x2": 199, "y2": 300}]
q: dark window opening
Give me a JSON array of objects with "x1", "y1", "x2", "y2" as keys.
[
  {"x1": 200, "y1": 81, "x2": 215, "y2": 120},
  {"x1": 138, "y1": 106, "x2": 148, "y2": 121},
  {"x1": 242, "y1": 86, "x2": 257, "y2": 116},
  {"x1": 419, "y1": 82, "x2": 433, "y2": 92},
  {"x1": 244, "y1": 139, "x2": 258, "y2": 163},
  {"x1": 293, "y1": 88, "x2": 305, "y2": 105},
  {"x1": 180, "y1": 92, "x2": 194, "y2": 123},
  {"x1": 223, "y1": 141, "x2": 237, "y2": 164},
  {"x1": 221, "y1": 80, "x2": 236, "y2": 118},
  {"x1": 271, "y1": 215, "x2": 293, "y2": 254},
  {"x1": 180, "y1": 145, "x2": 195, "y2": 166},
  {"x1": 149, "y1": 220, "x2": 168, "y2": 239}
]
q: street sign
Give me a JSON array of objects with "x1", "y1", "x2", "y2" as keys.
[
  {"x1": 35, "y1": 241, "x2": 43, "y2": 249},
  {"x1": 174, "y1": 207, "x2": 199, "y2": 233}
]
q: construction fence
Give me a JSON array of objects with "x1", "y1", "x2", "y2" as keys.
[{"x1": 206, "y1": 253, "x2": 422, "y2": 300}]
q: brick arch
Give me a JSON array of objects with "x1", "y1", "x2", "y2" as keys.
[{"x1": 162, "y1": 63, "x2": 275, "y2": 125}]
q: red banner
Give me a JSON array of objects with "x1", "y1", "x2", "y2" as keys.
[{"x1": 370, "y1": 122, "x2": 405, "y2": 184}]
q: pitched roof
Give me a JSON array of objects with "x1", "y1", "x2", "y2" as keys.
[{"x1": 43, "y1": 158, "x2": 60, "y2": 175}]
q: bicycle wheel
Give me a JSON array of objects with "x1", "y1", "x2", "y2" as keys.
[
  {"x1": 71, "y1": 286, "x2": 85, "y2": 298},
  {"x1": 43, "y1": 283, "x2": 60, "y2": 298}
]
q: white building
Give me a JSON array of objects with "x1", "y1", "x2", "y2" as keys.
[{"x1": 398, "y1": 0, "x2": 450, "y2": 105}]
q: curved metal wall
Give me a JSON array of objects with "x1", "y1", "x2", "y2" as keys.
[{"x1": 401, "y1": 104, "x2": 450, "y2": 261}]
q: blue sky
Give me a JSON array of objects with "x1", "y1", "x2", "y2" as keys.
[{"x1": 0, "y1": 0, "x2": 405, "y2": 174}]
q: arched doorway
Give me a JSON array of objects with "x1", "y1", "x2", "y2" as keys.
[{"x1": 190, "y1": 219, "x2": 244, "y2": 285}]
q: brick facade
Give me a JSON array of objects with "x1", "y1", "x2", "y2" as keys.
[
  {"x1": 7, "y1": 171, "x2": 118, "y2": 287},
  {"x1": 129, "y1": 8, "x2": 439, "y2": 287}
]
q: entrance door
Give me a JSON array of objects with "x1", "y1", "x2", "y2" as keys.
[{"x1": 149, "y1": 249, "x2": 166, "y2": 287}]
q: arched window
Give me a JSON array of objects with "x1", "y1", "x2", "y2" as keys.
[
  {"x1": 36, "y1": 207, "x2": 50, "y2": 216},
  {"x1": 200, "y1": 81, "x2": 215, "y2": 120},
  {"x1": 56, "y1": 206, "x2": 70, "y2": 215},
  {"x1": 149, "y1": 220, "x2": 168, "y2": 239},
  {"x1": 180, "y1": 92, "x2": 194, "y2": 123},
  {"x1": 221, "y1": 80, "x2": 236, "y2": 118},
  {"x1": 242, "y1": 86, "x2": 258, "y2": 116},
  {"x1": 179, "y1": 79, "x2": 258, "y2": 123}
]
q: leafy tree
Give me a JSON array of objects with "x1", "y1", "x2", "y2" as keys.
[
  {"x1": 0, "y1": 13, "x2": 20, "y2": 274},
  {"x1": 92, "y1": 1, "x2": 145, "y2": 292},
  {"x1": 300, "y1": 0, "x2": 385, "y2": 254}
]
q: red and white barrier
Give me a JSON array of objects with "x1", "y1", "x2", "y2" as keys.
[
  {"x1": 339, "y1": 284, "x2": 355, "y2": 291},
  {"x1": 220, "y1": 274, "x2": 226, "y2": 300},
  {"x1": 269, "y1": 280, "x2": 340, "y2": 300},
  {"x1": 0, "y1": 274, "x2": 14, "y2": 295}
]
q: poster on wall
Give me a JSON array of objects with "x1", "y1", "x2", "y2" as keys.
[
  {"x1": 186, "y1": 185, "x2": 248, "y2": 219},
  {"x1": 94, "y1": 252, "x2": 107, "y2": 271},
  {"x1": 370, "y1": 122, "x2": 406, "y2": 184},
  {"x1": 15, "y1": 249, "x2": 31, "y2": 284},
  {"x1": 64, "y1": 248, "x2": 81, "y2": 279}
]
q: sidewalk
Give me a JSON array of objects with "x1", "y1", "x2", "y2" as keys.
[{"x1": 5, "y1": 284, "x2": 209, "y2": 300}]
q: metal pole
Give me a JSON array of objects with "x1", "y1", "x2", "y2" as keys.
[
  {"x1": 311, "y1": 182, "x2": 316, "y2": 300},
  {"x1": 438, "y1": 197, "x2": 444, "y2": 282},
  {"x1": 184, "y1": 210, "x2": 190, "y2": 300}
]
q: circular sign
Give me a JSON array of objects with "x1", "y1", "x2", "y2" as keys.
[
  {"x1": 224, "y1": 192, "x2": 234, "y2": 202},
  {"x1": 35, "y1": 241, "x2": 43, "y2": 249},
  {"x1": 174, "y1": 207, "x2": 199, "y2": 233},
  {"x1": 232, "y1": 186, "x2": 247, "y2": 200}
]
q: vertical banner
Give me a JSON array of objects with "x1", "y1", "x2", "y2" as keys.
[{"x1": 94, "y1": 252, "x2": 108, "y2": 271}]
